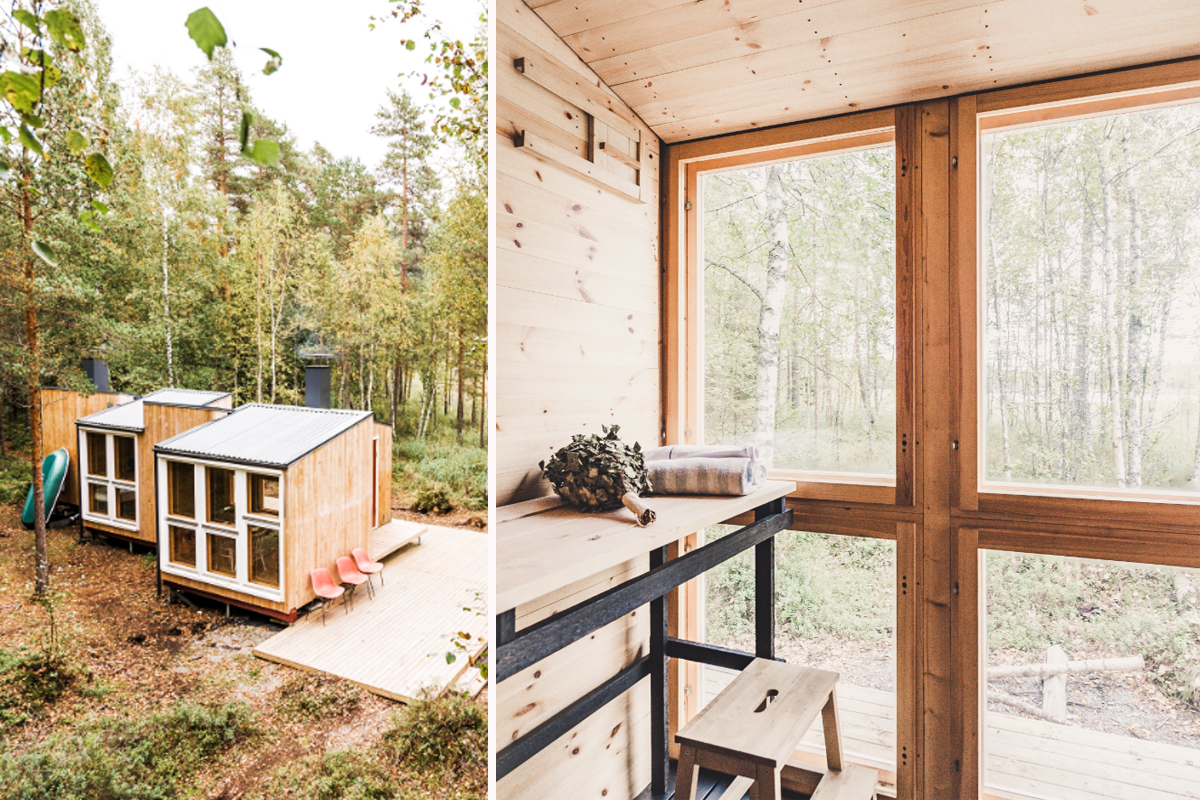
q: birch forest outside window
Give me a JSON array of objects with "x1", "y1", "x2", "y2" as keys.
[
  {"x1": 701, "y1": 145, "x2": 896, "y2": 474},
  {"x1": 981, "y1": 100, "x2": 1200, "y2": 494}
]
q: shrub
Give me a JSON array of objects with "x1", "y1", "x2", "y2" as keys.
[
  {"x1": 382, "y1": 693, "x2": 487, "y2": 776},
  {"x1": 412, "y1": 485, "x2": 454, "y2": 514},
  {"x1": 254, "y1": 750, "x2": 401, "y2": 800},
  {"x1": 0, "y1": 647, "x2": 83, "y2": 729},
  {"x1": 0, "y1": 701, "x2": 258, "y2": 800}
]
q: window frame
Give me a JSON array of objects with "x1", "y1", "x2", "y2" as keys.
[
  {"x1": 667, "y1": 108, "x2": 914, "y2": 507},
  {"x1": 157, "y1": 455, "x2": 285, "y2": 603},
  {"x1": 78, "y1": 427, "x2": 138, "y2": 532}
]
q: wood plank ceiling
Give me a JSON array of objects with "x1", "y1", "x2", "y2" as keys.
[{"x1": 525, "y1": 0, "x2": 1200, "y2": 143}]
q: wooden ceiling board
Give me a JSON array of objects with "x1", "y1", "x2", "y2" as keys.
[
  {"x1": 654, "y1": 29, "x2": 1199, "y2": 141},
  {"x1": 526, "y1": 0, "x2": 1200, "y2": 143}
]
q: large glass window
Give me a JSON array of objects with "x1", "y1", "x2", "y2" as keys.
[
  {"x1": 701, "y1": 146, "x2": 896, "y2": 474},
  {"x1": 249, "y1": 473, "x2": 280, "y2": 517},
  {"x1": 169, "y1": 524, "x2": 196, "y2": 567},
  {"x1": 249, "y1": 525, "x2": 280, "y2": 587},
  {"x1": 115, "y1": 436, "x2": 135, "y2": 482},
  {"x1": 981, "y1": 100, "x2": 1200, "y2": 494},
  {"x1": 207, "y1": 467, "x2": 236, "y2": 526},
  {"x1": 983, "y1": 551, "x2": 1200, "y2": 799},
  {"x1": 86, "y1": 431, "x2": 107, "y2": 477},
  {"x1": 701, "y1": 527, "x2": 897, "y2": 773},
  {"x1": 207, "y1": 533, "x2": 236, "y2": 577},
  {"x1": 168, "y1": 461, "x2": 195, "y2": 518}
]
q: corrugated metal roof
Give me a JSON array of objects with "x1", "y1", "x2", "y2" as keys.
[
  {"x1": 154, "y1": 404, "x2": 373, "y2": 467},
  {"x1": 76, "y1": 388, "x2": 231, "y2": 432}
]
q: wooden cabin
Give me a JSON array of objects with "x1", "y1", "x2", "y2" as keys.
[
  {"x1": 39, "y1": 386, "x2": 135, "y2": 508},
  {"x1": 496, "y1": 2, "x2": 1200, "y2": 800},
  {"x1": 74, "y1": 388, "x2": 232, "y2": 543},
  {"x1": 154, "y1": 404, "x2": 392, "y2": 621}
]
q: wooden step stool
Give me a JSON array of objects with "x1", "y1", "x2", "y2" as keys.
[{"x1": 674, "y1": 658, "x2": 878, "y2": 800}]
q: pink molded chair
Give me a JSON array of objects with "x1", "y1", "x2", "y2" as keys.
[
  {"x1": 310, "y1": 568, "x2": 345, "y2": 626},
  {"x1": 336, "y1": 556, "x2": 372, "y2": 605},
  {"x1": 352, "y1": 547, "x2": 384, "y2": 590}
]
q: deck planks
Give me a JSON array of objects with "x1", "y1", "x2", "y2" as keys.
[
  {"x1": 253, "y1": 525, "x2": 487, "y2": 703},
  {"x1": 704, "y1": 666, "x2": 1200, "y2": 799}
]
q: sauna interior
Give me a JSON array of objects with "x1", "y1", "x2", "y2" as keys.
[{"x1": 496, "y1": 1, "x2": 1200, "y2": 798}]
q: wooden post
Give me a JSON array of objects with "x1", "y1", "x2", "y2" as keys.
[{"x1": 1042, "y1": 645, "x2": 1069, "y2": 719}]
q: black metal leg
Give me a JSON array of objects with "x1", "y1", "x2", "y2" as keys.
[
  {"x1": 650, "y1": 545, "x2": 669, "y2": 796},
  {"x1": 755, "y1": 499, "x2": 783, "y2": 661}
]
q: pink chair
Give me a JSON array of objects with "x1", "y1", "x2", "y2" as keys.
[
  {"x1": 352, "y1": 547, "x2": 384, "y2": 590},
  {"x1": 310, "y1": 568, "x2": 345, "y2": 626},
  {"x1": 336, "y1": 556, "x2": 371, "y2": 605}
]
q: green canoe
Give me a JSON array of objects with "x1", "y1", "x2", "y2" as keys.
[{"x1": 22, "y1": 447, "x2": 70, "y2": 528}]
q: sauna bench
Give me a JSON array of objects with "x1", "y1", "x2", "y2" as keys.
[{"x1": 496, "y1": 480, "x2": 797, "y2": 795}]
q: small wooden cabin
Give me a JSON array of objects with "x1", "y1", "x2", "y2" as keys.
[
  {"x1": 497, "y1": 2, "x2": 1200, "y2": 800},
  {"x1": 154, "y1": 404, "x2": 392, "y2": 621},
  {"x1": 39, "y1": 386, "x2": 135, "y2": 507},
  {"x1": 75, "y1": 388, "x2": 232, "y2": 544}
]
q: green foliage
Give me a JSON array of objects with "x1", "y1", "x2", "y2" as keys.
[
  {"x1": 0, "y1": 701, "x2": 257, "y2": 798},
  {"x1": 382, "y1": 693, "x2": 486, "y2": 775},
  {"x1": 0, "y1": 449, "x2": 32, "y2": 505},
  {"x1": 254, "y1": 750, "x2": 403, "y2": 800},
  {"x1": 0, "y1": 647, "x2": 80, "y2": 729},
  {"x1": 185, "y1": 7, "x2": 227, "y2": 60},
  {"x1": 277, "y1": 673, "x2": 362, "y2": 721},
  {"x1": 540, "y1": 425, "x2": 650, "y2": 512},
  {"x1": 412, "y1": 484, "x2": 453, "y2": 514},
  {"x1": 986, "y1": 553, "x2": 1200, "y2": 708},
  {"x1": 705, "y1": 528, "x2": 895, "y2": 646},
  {"x1": 82, "y1": 152, "x2": 112, "y2": 188},
  {"x1": 43, "y1": 9, "x2": 84, "y2": 52}
]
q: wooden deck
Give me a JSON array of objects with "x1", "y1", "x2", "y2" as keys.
[
  {"x1": 370, "y1": 517, "x2": 428, "y2": 561},
  {"x1": 704, "y1": 666, "x2": 1200, "y2": 800},
  {"x1": 253, "y1": 524, "x2": 487, "y2": 702}
]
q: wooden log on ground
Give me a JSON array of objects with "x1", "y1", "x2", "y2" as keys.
[
  {"x1": 987, "y1": 655, "x2": 1144, "y2": 680},
  {"x1": 986, "y1": 690, "x2": 1071, "y2": 726}
]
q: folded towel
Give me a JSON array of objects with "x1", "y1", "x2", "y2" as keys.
[
  {"x1": 644, "y1": 444, "x2": 760, "y2": 462},
  {"x1": 647, "y1": 457, "x2": 766, "y2": 496}
]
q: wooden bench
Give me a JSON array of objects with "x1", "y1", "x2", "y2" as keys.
[{"x1": 675, "y1": 659, "x2": 878, "y2": 800}]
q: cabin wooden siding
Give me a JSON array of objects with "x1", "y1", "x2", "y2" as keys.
[
  {"x1": 374, "y1": 421, "x2": 393, "y2": 528},
  {"x1": 497, "y1": 0, "x2": 663, "y2": 506},
  {"x1": 38, "y1": 387, "x2": 133, "y2": 504},
  {"x1": 130, "y1": 403, "x2": 228, "y2": 544},
  {"x1": 282, "y1": 417, "x2": 375, "y2": 612}
]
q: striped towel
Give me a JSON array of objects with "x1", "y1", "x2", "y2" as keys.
[
  {"x1": 644, "y1": 444, "x2": 760, "y2": 462},
  {"x1": 647, "y1": 457, "x2": 766, "y2": 496}
]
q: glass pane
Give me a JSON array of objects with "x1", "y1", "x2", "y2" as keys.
[
  {"x1": 982, "y1": 101, "x2": 1200, "y2": 493},
  {"x1": 87, "y1": 482, "x2": 108, "y2": 515},
  {"x1": 702, "y1": 527, "x2": 897, "y2": 771},
  {"x1": 86, "y1": 432, "x2": 107, "y2": 477},
  {"x1": 114, "y1": 436, "x2": 135, "y2": 482},
  {"x1": 116, "y1": 487, "x2": 136, "y2": 521},
  {"x1": 984, "y1": 551, "x2": 1200, "y2": 799},
  {"x1": 249, "y1": 474, "x2": 280, "y2": 517},
  {"x1": 207, "y1": 467, "x2": 235, "y2": 526},
  {"x1": 168, "y1": 461, "x2": 195, "y2": 518},
  {"x1": 249, "y1": 525, "x2": 280, "y2": 587},
  {"x1": 701, "y1": 146, "x2": 896, "y2": 473},
  {"x1": 170, "y1": 525, "x2": 196, "y2": 567},
  {"x1": 207, "y1": 533, "x2": 236, "y2": 577}
]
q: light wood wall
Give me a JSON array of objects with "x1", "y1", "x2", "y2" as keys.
[
  {"x1": 283, "y1": 417, "x2": 375, "y2": 612},
  {"x1": 497, "y1": 0, "x2": 663, "y2": 506},
  {"x1": 133, "y1": 403, "x2": 228, "y2": 544},
  {"x1": 38, "y1": 387, "x2": 133, "y2": 504}
]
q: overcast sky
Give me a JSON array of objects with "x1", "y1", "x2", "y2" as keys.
[{"x1": 94, "y1": 0, "x2": 482, "y2": 170}]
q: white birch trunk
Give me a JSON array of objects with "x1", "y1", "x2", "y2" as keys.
[{"x1": 753, "y1": 165, "x2": 789, "y2": 468}]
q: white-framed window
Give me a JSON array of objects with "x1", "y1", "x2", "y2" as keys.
[
  {"x1": 80, "y1": 428, "x2": 138, "y2": 531},
  {"x1": 158, "y1": 456, "x2": 284, "y2": 602}
]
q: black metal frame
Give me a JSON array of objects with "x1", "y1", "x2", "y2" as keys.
[{"x1": 495, "y1": 497, "x2": 790, "y2": 793}]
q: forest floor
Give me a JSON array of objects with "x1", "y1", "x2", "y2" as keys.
[{"x1": 0, "y1": 504, "x2": 486, "y2": 799}]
